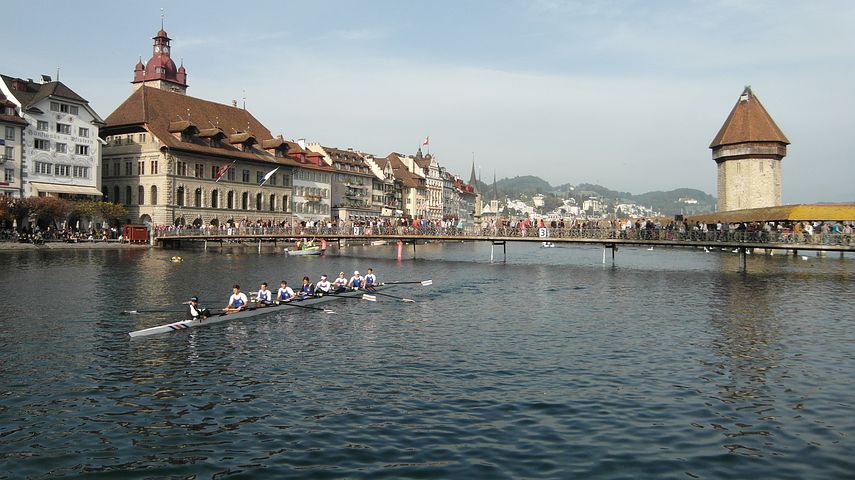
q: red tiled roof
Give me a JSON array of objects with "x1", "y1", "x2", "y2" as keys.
[{"x1": 710, "y1": 87, "x2": 789, "y2": 148}]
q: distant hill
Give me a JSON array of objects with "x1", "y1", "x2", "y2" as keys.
[{"x1": 475, "y1": 177, "x2": 715, "y2": 215}]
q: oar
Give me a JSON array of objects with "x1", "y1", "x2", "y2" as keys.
[
  {"x1": 121, "y1": 308, "x2": 186, "y2": 315},
  {"x1": 275, "y1": 301, "x2": 335, "y2": 314},
  {"x1": 370, "y1": 291, "x2": 415, "y2": 303},
  {"x1": 381, "y1": 280, "x2": 432, "y2": 286}
]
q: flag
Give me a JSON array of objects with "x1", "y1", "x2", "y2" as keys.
[
  {"x1": 214, "y1": 160, "x2": 235, "y2": 182},
  {"x1": 259, "y1": 167, "x2": 279, "y2": 187},
  {"x1": 422, "y1": 136, "x2": 429, "y2": 146}
]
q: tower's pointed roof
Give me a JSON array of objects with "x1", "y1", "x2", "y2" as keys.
[
  {"x1": 468, "y1": 160, "x2": 478, "y2": 193},
  {"x1": 710, "y1": 86, "x2": 789, "y2": 148}
]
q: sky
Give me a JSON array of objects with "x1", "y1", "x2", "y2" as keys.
[{"x1": 4, "y1": 0, "x2": 854, "y2": 202}]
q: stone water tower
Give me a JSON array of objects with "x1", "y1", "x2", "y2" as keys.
[{"x1": 710, "y1": 87, "x2": 789, "y2": 212}]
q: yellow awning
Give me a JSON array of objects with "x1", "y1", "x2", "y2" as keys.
[{"x1": 29, "y1": 182, "x2": 104, "y2": 196}]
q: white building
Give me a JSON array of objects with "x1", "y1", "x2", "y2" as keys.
[{"x1": 0, "y1": 75, "x2": 104, "y2": 199}]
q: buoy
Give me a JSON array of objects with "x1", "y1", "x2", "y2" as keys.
[
  {"x1": 171, "y1": 256, "x2": 183, "y2": 263},
  {"x1": 801, "y1": 256, "x2": 808, "y2": 261}
]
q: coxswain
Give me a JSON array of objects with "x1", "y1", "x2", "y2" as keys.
[
  {"x1": 225, "y1": 284, "x2": 248, "y2": 313},
  {"x1": 316, "y1": 274, "x2": 332, "y2": 296},
  {"x1": 348, "y1": 270, "x2": 364, "y2": 290},
  {"x1": 298, "y1": 276, "x2": 315, "y2": 298},
  {"x1": 333, "y1": 272, "x2": 348, "y2": 293},
  {"x1": 186, "y1": 296, "x2": 209, "y2": 321},
  {"x1": 364, "y1": 268, "x2": 377, "y2": 291},
  {"x1": 277, "y1": 280, "x2": 295, "y2": 303},
  {"x1": 256, "y1": 282, "x2": 273, "y2": 307}
]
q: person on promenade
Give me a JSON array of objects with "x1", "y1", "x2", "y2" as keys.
[
  {"x1": 316, "y1": 275, "x2": 332, "y2": 296},
  {"x1": 333, "y1": 272, "x2": 348, "y2": 293},
  {"x1": 277, "y1": 280, "x2": 295, "y2": 303},
  {"x1": 256, "y1": 282, "x2": 274, "y2": 307},
  {"x1": 364, "y1": 268, "x2": 377, "y2": 291},
  {"x1": 225, "y1": 284, "x2": 248, "y2": 313},
  {"x1": 186, "y1": 296, "x2": 210, "y2": 321},
  {"x1": 348, "y1": 270, "x2": 364, "y2": 290},
  {"x1": 298, "y1": 276, "x2": 315, "y2": 299}
]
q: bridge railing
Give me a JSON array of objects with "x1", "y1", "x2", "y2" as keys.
[{"x1": 152, "y1": 225, "x2": 853, "y2": 246}]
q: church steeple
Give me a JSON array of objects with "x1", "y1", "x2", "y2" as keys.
[{"x1": 468, "y1": 157, "x2": 478, "y2": 193}]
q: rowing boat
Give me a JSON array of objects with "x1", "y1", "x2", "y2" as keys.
[
  {"x1": 284, "y1": 245, "x2": 325, "y2": 256},
  {"x1": 128, "y1": 285, "x2": 388, "y2": 338}
]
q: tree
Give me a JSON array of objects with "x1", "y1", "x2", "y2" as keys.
[
  {"x1": 0, "y1": 197, "x2": 37, "y2": 231},
  {"x1": 32, "y1": 196, "x2": 70, "y2": 229},
  {"x1": 97, "y1": 202, "x2": 127, "y2": 227}
]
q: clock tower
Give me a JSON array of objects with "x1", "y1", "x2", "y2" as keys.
[{"x1": 132, "y1": 26, "x2": 188, "y2": 94}]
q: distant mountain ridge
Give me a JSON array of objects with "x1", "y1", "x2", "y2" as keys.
[{"x1": 475, "y1": 176, "x2": 716, "y2": 215}]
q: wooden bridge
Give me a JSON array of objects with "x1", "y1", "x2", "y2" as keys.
[{"x1": 153, "y1": 226, "x2": 855, "y2": 272}]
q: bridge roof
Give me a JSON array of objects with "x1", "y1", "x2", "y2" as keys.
[{"x1": 687, "y1": 204, "x2": 855, "y2": 223}]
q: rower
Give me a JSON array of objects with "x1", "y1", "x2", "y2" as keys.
[
  {"x1": 298, "y1": 276, "x2": 315, "y2": 298},
  {"x1": 186, "y1": 296, "x2": 209, "y2": 321},
  {"x1": 364, "y1": 268, "x2": 377, "y2": 291},
  {"x1": 316, "y1": 274, "x2": 332, "y2": 296},
  {"x1": 277, "y1": 280, "x2": 295, "y2": 303},
  {"x1": 225, "y1": 284, "x2": 248, "y2": 313},
  {"x1": 333, "y1": 272, "x2": 348, "y2": 293},
  {"x1": 256, "y1": 282, "x2": 273, "y2": 307},
  {"x1": 348, "y1": 270, "x2": 364, "y2": 290}
]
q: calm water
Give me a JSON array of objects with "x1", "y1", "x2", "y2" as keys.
[{"x1": 1, "y1": 243, "x2": 854, "y2": 479}]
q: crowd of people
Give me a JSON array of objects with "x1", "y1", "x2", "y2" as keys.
[{"x1": 187, "y1": 268, "x2": 379, "y2": 320}]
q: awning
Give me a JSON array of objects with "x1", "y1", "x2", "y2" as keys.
[{"x1": 29, "y1": 182, "x2": 104, "y2": 196}]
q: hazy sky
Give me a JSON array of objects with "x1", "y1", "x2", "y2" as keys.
[{"x1": 4, "y1": 1, "x2": 853, "y2": 202}]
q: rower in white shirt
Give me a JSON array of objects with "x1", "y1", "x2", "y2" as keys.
[
  {"x1": 256, "y1": 282, "x2": 273, "y2": 307},
  {"x1": 316, "y1": 274, "x2": 332, "y2": 296},
  {"x1": 364, "y1": 268, "x2": 377, "y2": 291},
  {"x1": 277, "y1": 280, "x2": 295, "y2": 303},
  {"x1": 225, "y1": 284, "x2": 249, "y2": 313},
  {"x1": 333, "y1": 272, "x2": 348, "y2": 293}
]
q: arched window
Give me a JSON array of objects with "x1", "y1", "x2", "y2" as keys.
[
  {"x1": 282, "y1": 195, "x2": 288, "y2": 212},
  {"x1": 241, "y1": 192, "x2": 248, "y2": 210},
  {"x1": 125, "y1": 185, "x2": 132, "y2": 205},
  {"x1": 150, "y1": 185, "x2": 158, "y2": 205},
  {"x1": 227, "y1": 191, "x2": 234, "y2": 209},
  {"x1": 194, "y1": 188, "x2": 202, "y2": 208},
  {"x1": 269, "y1": 194, "x2": 276, "y2": 211},
  {"x1": 211, "y1": 189, "x2": 219, "y2": 209},
  {"x1": 113, "y1": 186, "x2": 120, "y2": 204},
  {"x1": 177, "y1": 187, "x2": 185, "y2": 207},
  {"x1": 138, "y1": 185, "x2": 145, "y2": 205},
  {"x1": 256, "y1": 193, "x2": 263, "y2": 211}
]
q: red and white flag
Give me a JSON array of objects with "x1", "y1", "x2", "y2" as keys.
[
  {"x1": 214, "y1": 160, "x2": 236, "y2": 182},
  {"x1": 422, "y1": 136, "x2": 430, "y2": 146}
]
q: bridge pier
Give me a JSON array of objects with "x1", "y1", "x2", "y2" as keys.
[
  {"x1": 739, "y1": 247, "x2": 747, "y2": 273},
  {"x1": 602, "y1": 244, "x2": 617, "y2": 265},
  {"x1": 491, "y1": 241, "x2": 506, "y2": 263}
]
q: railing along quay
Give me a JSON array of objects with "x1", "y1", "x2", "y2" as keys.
[{"x1": 153, "y1": 226, "x2": 855, "y2": 252}]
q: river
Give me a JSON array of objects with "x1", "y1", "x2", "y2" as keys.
[{"x1": 1, "y1": 243, "x2": 853, "y2": 478}]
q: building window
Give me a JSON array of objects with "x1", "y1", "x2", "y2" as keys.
[
  {"x1": 227, "y1": 168, "x2": 236, "y2": 181},
  {"x1": 125, "y1": 162, "x2": 132, "y2": 176},
  {"x1": 54, "y1": 164, "x2": 70, "y2": 176},
  {"x1": 113, "y1": 162, "x2": 120, "y2": 177},
  {"x1": 256, "y1": 193, "x2": 262, "y2": 211},
  {"x1": 151, "y1": 160, "x2": 158, "y2": 175},
  {"x1": 177, "y1": 161, "x2": 187, "y2": 176},
  {"x1": 194, "y1": 188, "x2": 202, "y2": 207},
  {"x1": 5, "y1": 126, "x2": 16, "y2": 141},
  {"x1": 5, "y1": 168, "x2": 14, "y2": 183},
  {"x1": 75, "y1": 145, "x2": 89, "y2": 155},
  {"x1": 150, "y1": 185, "x2": 158, "y2": 205},
  {"x1": 138, "y1": 161, "x2": 145, "y2": 175},
  {"x1": 211, "y1": 189, "x2": 219, "y2": 208},
  {"x1": 4, "y1": 146, "x2": 14, "y2": 160},
  {"x1": 256, "y1": 171, "x2": 264, "y2": 184},
  {"x1": 72, "y1": 166, "x2": 89, "y2": 178},
  {"x1": 139, "y1": 133, "x2": 146, "y2": 143},
  {"x1": 56, "y1": 123, "x2": 71, "y2": 134},
  {"x1": 176, "y1": 187, "x2": 185, "y2": 207},
  {"x1": 138, "y1": 185, "x2": 145, "y2": 205},
  {"x1": 211, "y1": 165, "x2": 218, "y2": 179},
  {"x1": 194, "y1": 163, "x2": 204, "y2": 178},
  {"x1": 125, "y1": 186, "x2": 133, "y2": 205},
  {"x1": 242, "y1": 170, "x2": 250, "y2": 182},
  {"x1": 34, "y1": 139, "x2": 50, "y2": 150},
  {"x1": 37, "y1": 120, "x2": 49, "y2": 131},
  {"x1": 282, "y1": 195, "x2": 288, "y2": 212},
  {"x1": 227, "y1": 191, "x2": 234, "y2": 209},
  {"x1": 113, "y1": 186, "x2": 120, "y2": 204},
  {"x1": 241, "y1": 192, "x2": 248, "y2": 210},
  {"x1": 78, "y1": 127, "x2": 89, "y2": 138},
  {"x1": 269, "y1": 194, "x2": 276, "y2": 211}
]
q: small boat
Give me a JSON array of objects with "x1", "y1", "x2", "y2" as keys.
[
  {"x1": 370, "y1": 240, "x2": 388, "y2": 246},
  {"x1": 284, "y1": 245, "x2": 325, "y2": 256},
  {"x1": 129, "y1": 286, "x2": 389, "y2": 338},
  {"x1": 541, "y1": 242, "x2": 555, "y2": 248}
]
